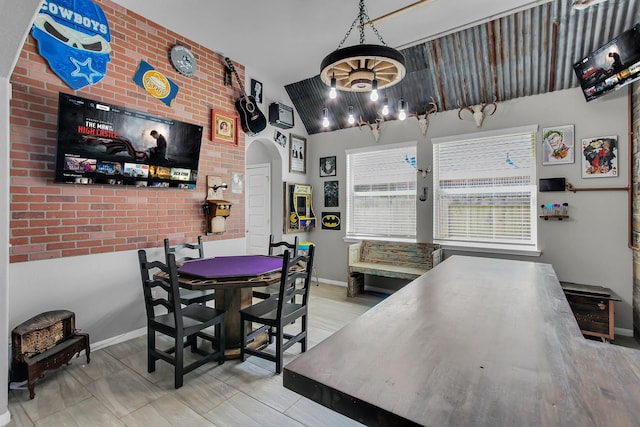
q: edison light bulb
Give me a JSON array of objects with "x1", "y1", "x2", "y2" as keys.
[
  {"x1": 381, "y1": 102, "x2": 389, "y2": 116},
  {"x1": 329, "y1": 87, "x2": 337, "y2": 99},
  {"x1": 322, "y1": 116, "x2": 330, "y2": 127}
]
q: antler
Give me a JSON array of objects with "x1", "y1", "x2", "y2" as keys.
[
  {"x1": 480, "y1": 95, "x2": 498, "y2": 116},
  {"x1": 411, "y1": 97, "x2": 439, "y2": 137},
  {"x1": 457, "y1": 100, "x2": 474, "y2": 120},
  {"x1": 358, "y1": 117, "x2": 372, "y2": 130},
  {"x1": 426, "y1": 97, "x2": 438, "y2": 115}
]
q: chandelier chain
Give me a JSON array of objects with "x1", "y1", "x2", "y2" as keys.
[{"x1": 336, "y1": 0, "x2": 388, "y2": 50}]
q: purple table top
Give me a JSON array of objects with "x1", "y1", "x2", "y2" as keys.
[{"x1": 177, "y1": 255, "x2": 283, "y2": 279}]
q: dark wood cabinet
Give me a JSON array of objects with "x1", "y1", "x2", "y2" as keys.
[{"x1": 561, "y1": 282, "x2": 620, "y2": 341}]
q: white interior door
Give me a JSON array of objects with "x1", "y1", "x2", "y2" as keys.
[{"x1": 246, "y1": 163, "x2": 270, "y2": 255}]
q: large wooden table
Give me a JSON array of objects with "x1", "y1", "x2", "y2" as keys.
[{"x1": 284, "y1": 256, "x2": 640, "y2": 426}]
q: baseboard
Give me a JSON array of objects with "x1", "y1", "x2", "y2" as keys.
[
  {"x1": 0, "y1": 409, "x2": 11, "y2": 426},
  {"x1": 615, "y1": 327, "x2": 634, "y2": 337},
  {"x1": 317, "y1": 277, "x2": 347, "y2": 287},
  {"x1": 364, "y1": 286, "x2": 394, "y2": 295},
  {"x1": 91, "y1": 327, "x2": 146, "y2": 352}
]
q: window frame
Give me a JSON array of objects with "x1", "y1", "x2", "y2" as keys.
[
  {"x1": 432, "y1": 125, "x2": 539, "y2": 255},
  {"x1": 345, "y1": 141, "x2": 418, "y2": 242}
]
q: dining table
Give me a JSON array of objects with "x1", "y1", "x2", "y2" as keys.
[
  {"x1": 283, "y1": 255, "x2": 640, "y2": 426},
  {"x1": 174, "y1": 255, "x2": 285, "y2": 359}
]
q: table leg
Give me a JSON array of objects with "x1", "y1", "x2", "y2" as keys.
[{"x1": 215, "y1": 287, "x2": 267, "y2": 359}]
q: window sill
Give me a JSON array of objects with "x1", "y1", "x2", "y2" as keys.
[
  {"x1": 343, "y1": 236, "x2": 417, "y2": 244},
  {"x1": 439, "y1": 244, "x2": 541, "y2": 257}
]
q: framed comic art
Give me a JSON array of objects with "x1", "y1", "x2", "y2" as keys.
[
  {"x1": 289, "y1": 134, "x2": 306, "y2": 174},
  {"x1": 542, "y1": 125, "x2": 574, "y2": 165},
  {"x1": 324, "y1": 180, "x2": 338, "y2": 207},
  {"x1": 212, "y1": 109, "x2": 238, "y2": 145},
  {"x1": 320, "y1": 156, "x2": 337, "y2": 177},
  {"x1": 581, "y1": 136, "x2": 618, "y2": 178}
]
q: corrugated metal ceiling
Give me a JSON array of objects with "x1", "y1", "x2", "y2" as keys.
[{"x1": 285, "y1": 0, "x2": 639, "y2": 135}]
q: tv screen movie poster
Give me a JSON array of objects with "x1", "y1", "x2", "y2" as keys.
[{"x1": 55, "y1": 93, "x2": 203, "y2": 188}]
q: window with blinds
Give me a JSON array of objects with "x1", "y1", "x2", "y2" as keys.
[
  {"x1": 432, "y1": 126, "x2": 538, "y2": 252},
  {"x1": 346, "y1": 142, "x2": 417, "y2": 241}
]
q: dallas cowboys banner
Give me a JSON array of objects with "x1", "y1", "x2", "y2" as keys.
[{"x1": 32, "y1": 0, "x2": 112, "y2": 90}]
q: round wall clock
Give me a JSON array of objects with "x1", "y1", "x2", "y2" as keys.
[{"x1": 169, "y1": 45, "x2": 196, "y2": 76}]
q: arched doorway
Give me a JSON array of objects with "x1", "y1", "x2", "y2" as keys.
[{"x1": 245, "y1": 138, "x2": 283, "y2": 254}]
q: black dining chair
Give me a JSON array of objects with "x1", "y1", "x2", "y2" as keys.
[
  {"x1": 164, "y1": 237, "x2": 217, "y2": 306},
  {"x1": 138, "y1": 249, "x2": 225, "y2": 388},
  {"x1": 240, "y1": 246, "x2": 315, "y2": 373},
  {"x1": 252, "y1": 235, "x2": 299, "y2": 300}
]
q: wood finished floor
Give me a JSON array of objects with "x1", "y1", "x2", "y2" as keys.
[
  {"x1": 7, "y1": 284, "x2": 383, "y2": 427},
  {"x1": 8, "y1": 284, "x2": 640, "y2": 427}
]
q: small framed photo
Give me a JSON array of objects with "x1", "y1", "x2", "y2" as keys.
[
  {"x1": 274, "y1": 129, "x2": 287, "y2": 147},
  {"x1": 250, "y1": 78, "x2": 263, "y2": 104},
  {"x1": 581, "y1": 136, "x2": 618, "y2": 178},
  {"x1": 289, "y1": 134, "x2": 306, "y2": 174},
  {"x1": 542, "y1": 125, "x2": 574, "y2": 165},
  {"x1": 320, "y1": 156, "x2": 337, "y2": 177},
  {"x1": 212, "y1": 109, "x2": 237, "y2": 145},
  {"x1": 231, "y1": 172, "x2": 243, "y2": 194}
]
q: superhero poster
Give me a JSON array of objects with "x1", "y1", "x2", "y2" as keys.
[
  {"x1": 321, "y1": 212, "x2": 341, "y2": 230},
  {"x1": 542, "y1": 125, "x2": 574, "y2": 165},
  {"x1": 581, "y1": 136, "x2": 618, "y2": 178}
]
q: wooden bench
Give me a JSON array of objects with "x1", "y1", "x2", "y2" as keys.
[
  {"x1": 11, "y1": 310, "x2": 90, "y2": 399},
  {"x1": 347, "y1": 240, "x2": 442, "y2": 297}
]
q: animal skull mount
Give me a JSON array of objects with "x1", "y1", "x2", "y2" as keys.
[
  {"x1": 358, "y1": 115, "x2": 384, "y2": 142},
  {"x1": 457, "y1": 97, "x2": 498, "y2": 128},
  {"x1": 411, "y1": 98, "x2": 438, "y2": 136}
]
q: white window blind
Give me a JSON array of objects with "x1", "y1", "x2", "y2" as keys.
[
  {"x1": 346, "y1": 142, "x2": 417, "y2": 240},
  {"x1": 433, "y1": 126, "x2": 538, "y2": 251}
]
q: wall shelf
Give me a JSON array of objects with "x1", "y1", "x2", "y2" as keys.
[{"x1": 540, "y1": 215, "x2": 569, "y2": 220}]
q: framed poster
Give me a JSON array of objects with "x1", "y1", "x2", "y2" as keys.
[
  {"x1": 320, "y1": 156, "x2": 337, "y2": 177},
  {"x1": 212, "y1": 109, "x2": 237, "y2": 145},
  {"x1": 581, "y1": 136, "x2": 618, "y2": 178},
  {"x1": 250, "y1": 78, "x2": 263, "y2": 104},
  {"x1": 289, "y1": 134, "x2": 306, "y2": 174},
  {"x1": 321, "y1": 212, "x2": 341, "y2": 230},
  {"x1": 324, "y1": 180, "x2": 339, "y2": 207},
  {"x1": 542, "y1": 125, "x2": 574, "y2": 165}
]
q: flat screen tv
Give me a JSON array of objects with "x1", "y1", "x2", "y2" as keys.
[
  {"x1": 55, "y1": 93, "x2": 203, "y2": 188},
  {"x1": 573, "y1": 23, "x2": 640, "y2": 102}
]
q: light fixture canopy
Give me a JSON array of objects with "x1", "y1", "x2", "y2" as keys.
[{"x1": 320, "y1": 0, "x2": 406, "y2": 93}]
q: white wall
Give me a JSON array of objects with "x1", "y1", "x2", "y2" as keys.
[
  {"x1": 8, "y1": 239, "x2": 246, "y2": 343},
  {"x1": 1, "y1": 77, "x2": 10, "y2": 427},
  {"x1": 307, "y1": 87, "x2": 634, "y2": 330},
  {"x1": 243, "y1": 67, "x2": 312, "y2": 244}
]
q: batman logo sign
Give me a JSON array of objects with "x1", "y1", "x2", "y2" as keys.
[{"x1": 322, "y1": 214, "x2": 340, "y2": 228}]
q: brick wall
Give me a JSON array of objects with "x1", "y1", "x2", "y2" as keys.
[{"x1": 9, "y1": 0, "x2": 245, "y2": 262}]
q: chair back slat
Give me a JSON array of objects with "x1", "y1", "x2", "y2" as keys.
[
  {"x1": 164, "y1": 236, "x2": 205, "y2": 263},
  {"x1": 138, "y1": 250, "x2": 184, "y2": 327},
  {"x1": 276, "y1": 246, "x2": 315, "y2": 315},
  {"x1": 268, "y1": 235, "x2": 298, "y2": 257}
]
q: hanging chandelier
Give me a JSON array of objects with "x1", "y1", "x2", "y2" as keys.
[{"x1": 320, "y1": 0, "x2": 406, "y2": 96}]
